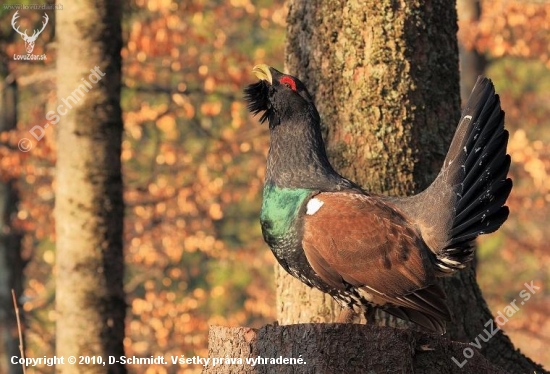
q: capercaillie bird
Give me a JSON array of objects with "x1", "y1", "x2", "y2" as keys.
[{"x1": 244, "y1": 64, "x2": 512, "y2": 334}]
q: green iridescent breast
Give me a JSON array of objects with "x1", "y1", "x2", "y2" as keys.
[{"x1": 260, "y1": 184, "x2": 312, "y2": 248}]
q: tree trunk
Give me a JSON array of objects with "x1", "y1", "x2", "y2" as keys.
[
  {"x1": 0, "y1": 182, "x2": 24, "y2": 374},
  {"x1": 0, "y1": 63, "x2": 24, "y2": 374},
  {"x1": 204, "y1": 324, "x2": 507, "y2": 374},
  {"x1": 275, "y1": 0, "x2": 546, "y2": 372},
  {"x1": 54, "y1": 1, "x2": 126, "y2": 373},
  {"x1": 280, "y1": 0, "x2": 459, "y2": 327}
]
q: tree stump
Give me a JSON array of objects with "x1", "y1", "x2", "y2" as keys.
[{"x1": 204, "y1": 324, "x2": 508, "y2": 373}]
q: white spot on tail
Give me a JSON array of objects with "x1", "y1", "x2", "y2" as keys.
[
  {"x1": 440, "y1": 257, "x2": 461, "y2": 266},
  {"x1": 436, "y1": 263, "x2": 453, "y2": 271},
  {"x1": 459, "y1": 115, "x2": 473, "y2": 128},
  {"x1": 358, "y1": 289, "x2": 376, "y2": 302},
  {"x1": 306, "y1": 198, "x2": 324, "y2": 215}
]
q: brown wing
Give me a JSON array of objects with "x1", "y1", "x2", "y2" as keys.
[{"x1": 302, "y1": 191, "x2": 450, "y2": 328}]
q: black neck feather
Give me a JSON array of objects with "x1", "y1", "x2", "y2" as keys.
[
  {"x1": 266, "y1": 113, "x2": 354, "y2": 191},
  {"x1": 244, "y1": 79, "x2": 356, "y2": 191}
]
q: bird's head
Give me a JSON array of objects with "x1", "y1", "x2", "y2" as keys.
[
  {"x1": 244, "y1": 64, "x2": 319, "y2": 128},
  {"x1": 243, "y1": 64, "x2": 350, "y2": 189}
]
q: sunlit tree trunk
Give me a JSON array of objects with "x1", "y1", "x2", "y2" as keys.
[
  {"x1": 0, "y1": 60, "x2": 24, "y2": 374},
  {"x1": 55, "y1": 1, "x2": 126, "y2": 373},
  {"x1": 279, "y1": 0, "x2": 546, "y2": 372},
  {"x1": 0, "y1": 181, "x2": 24, "y2": 374}
]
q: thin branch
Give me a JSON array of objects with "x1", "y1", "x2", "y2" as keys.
[{"x1": 11, "y1": 289, "x2": 26, "y2": 374}]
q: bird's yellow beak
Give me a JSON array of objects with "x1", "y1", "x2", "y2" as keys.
[{"x1": 252, "y1": 64, "x2": 272, "y2": 85}]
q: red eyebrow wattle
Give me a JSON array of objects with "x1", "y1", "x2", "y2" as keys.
[{"x1": 280, "y1": 76, "x2": 297, "y2": 91}]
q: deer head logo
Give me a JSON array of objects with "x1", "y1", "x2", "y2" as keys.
[{"x1": 11, "y1": 11, "x2": 49, "y2": 54}]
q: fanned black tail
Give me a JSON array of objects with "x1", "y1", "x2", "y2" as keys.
[
  {"x1": 433, "y1": 77, "x2": 512, "y2": 273},
  {"x1": 389, "y1": 77, "x2": 512, "y2": 275}
]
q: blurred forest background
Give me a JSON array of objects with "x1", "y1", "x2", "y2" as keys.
[{"x1": 0, "y1": 0, "x2": 548, "y2": 373}]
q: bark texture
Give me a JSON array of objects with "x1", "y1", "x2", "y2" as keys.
[
  {"x1": 0, "y1": 180, "x2": 24, "y2": 374},
  {"x1": 0, "y1": 74, "x2": 17, "y2": 132},
  {"x1": 0, "y1": 63, "x2": 24, "y2": 374},
  {"x1": 55, "y1": 1, "x2": 126, "y2": 373},
  {"x1": 204, "y1": 324, "x2": 507, "y2": 374},
  {"x1": 274, "y1": 0, "x2": 547, "y2": 373}
]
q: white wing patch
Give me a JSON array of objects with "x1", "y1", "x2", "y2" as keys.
[{"x1": 306, "y1": 197, "x2": 324, "y2": 215}]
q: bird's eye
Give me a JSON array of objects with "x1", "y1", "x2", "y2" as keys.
[{"x1": 280, "y1": 76, "x2": 297, "y2": 91}]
